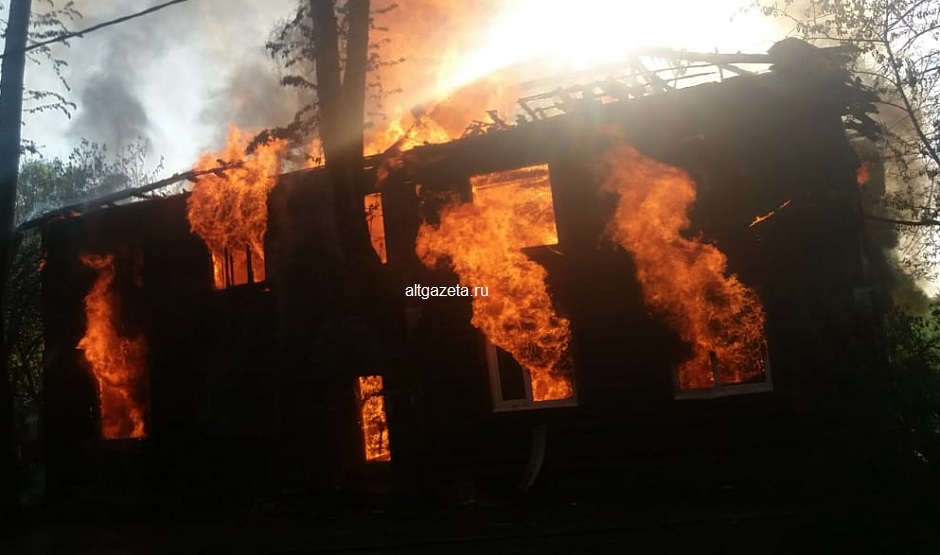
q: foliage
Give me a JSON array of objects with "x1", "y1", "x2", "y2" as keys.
[
  {"x1": 258, "y1": 0, "x2": 399, "y2": 152},
  {"x1": 15, "y1": 138, "x2": 164, "y2": 225},
  {"x1": 884, "y1": 300, "x2": 940, "y2": 467},
  {"x1": 755, "y1": 0, "x2": 940, "y2": 277},
  {"x1": 4, "y1": 231, "x2": 41, "y2": 415}
]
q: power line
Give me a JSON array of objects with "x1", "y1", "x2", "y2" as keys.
[{"x1": 0, "y1": 0, "x2": 195, "y2": 59}]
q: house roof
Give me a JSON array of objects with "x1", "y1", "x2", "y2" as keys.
[{"x1": 19, "y1": 40, "x2": 865, "y2": 234}]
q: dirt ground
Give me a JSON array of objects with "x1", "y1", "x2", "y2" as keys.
[{"x1": 3, "y1": 489, "x2": 938, "y2": 554}]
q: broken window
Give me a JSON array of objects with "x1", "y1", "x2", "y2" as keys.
[
  {"x1": 364, "y1": 192, "x2": 387, "y2": 264},
  {"x1": 484, "y1": 338, "x2": 577, "y2": 411},
  {"x1": 186, "y1": 128, "x2": 283, "y2": 291},
  {"x1": 417, "y1": 163, "x2": 575, "y2": 410},
  {"x1": 77, "y1": 253, "x2": 149, "y2": 440},
  {"x1": 470, "y1": 164, "x2": 559, "y2": 248},
  {"x1": 672, "y1": 343, "x2": 773, "y2": 400},
  {"x1": 470, "y1": 164, "x2": 574, "y2": 409},
  {"x1": 356, "y1": 375, "x2": 391, "y2": 461},
  {"x1": 216, "y1": 246, "x2": 263, "y2": 289}
]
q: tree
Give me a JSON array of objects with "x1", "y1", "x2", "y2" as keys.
[
  {"x1": 0, "y1": 0, "x2": 38, "y2": 525},
  {"x1": 754, "y1": 0, "x2": 940, "y2": 277},
  {"x1": 4, "y1": 0, "x2": 83, "y2": 154},
  {"x1": 884, "y1": 300, "x2": 940, "y2": 467},
  {"x1": 261, "y1": 1, "x2": 415, "y2": 489},
  {"x1": 263, "y1": 0, "x2": 397, "y2": 158}
]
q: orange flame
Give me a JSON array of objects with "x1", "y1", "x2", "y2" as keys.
[
  {"x1": 600, "y1": 142, "x2": 766, "y2": 389},
  {"x1": 77, "y1": 254, "x2": 148, "y2": 439},
  {"x1": 187, "y1": 127, "x2": 287, "y2": 288},
  {"x1": 367, "y1": 109, "x2": 455, "y2": 154},
  {"x1": 416, "y1": 165, "x2": 573, "y2": 401},
  {"x1": 856, "y1": 160, "x2": 873, "y2": 188},
  {"x1": 357, "y1": 375, "x2": 391, "y2": 461}
]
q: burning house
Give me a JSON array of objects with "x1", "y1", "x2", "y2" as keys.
[{"x1": 37, "y1": 41, "x2": 885, "y2": 502}]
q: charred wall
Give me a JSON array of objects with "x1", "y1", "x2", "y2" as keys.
[
  {"x1": 41, "y1": 194, "x2": 283, "y2": 495},
  {"x1": 39, "y1": 69, "x2": 881, "y2": 500},
  {"x1": 384, "y1": 72, "x2": 880, "y2": 498}
]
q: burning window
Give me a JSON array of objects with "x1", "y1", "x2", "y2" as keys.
[
  {"x1": 187, "y1": 127, "x2": 286, "y2": 289},
  {"x1": 356, "y1": 375, "x2": 391, "y2": 462},
  {"x1": 77, "y1": 254, "x2": 149, "y2": 440},
  {"x1": 671, "y1": 344, "x2": 773, "y2": 399},
  {"x1": 416, "y1": 163, "x2": 575, "y2": 408},
  {"x1": 364, "y1": 193, "x2": 387, "y2": 263},
  {"x1": 216, "y1": 247, "x2": 263, "y2": 289},
  {"x1": 599, "y1": 139, "x2": 770, "y2": 397},
  {"x1": 470, "y1": 164, "x2": 559, "y2": 248},
  {"x1": 485, "y1": 338, "x2": 577, "y2": 411}
]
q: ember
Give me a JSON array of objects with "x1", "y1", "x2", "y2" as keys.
[
  {"x1": 357, "y1": 375, "x2": 391, "y2": 461},
  {"x1": 187, "y1": 127, "x2": 286, "y2": 289},
  {"x1": 416, "y1": 164, "x2": 573, "y2": 402},
  {"x1": 600, "y1": 141, "x2": 766, "y2": 389},
  {"x1": 749, "y1": 200, "x2": 792, "y2": 228},
  {"x1": 77, "y1": 254, "x2": 148, "y2": 439}
]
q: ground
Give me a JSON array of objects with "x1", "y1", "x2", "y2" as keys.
[{"x1": 3, "y1": 486, "x2": 938, "y2": 554}]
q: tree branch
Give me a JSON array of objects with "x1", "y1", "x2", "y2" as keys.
[
  {"x1": 865, "y1": 214, "x2": 940, "y2": 227},
  {"x1": 883, "y1": 25, "x2": 940, "y2": 170}
]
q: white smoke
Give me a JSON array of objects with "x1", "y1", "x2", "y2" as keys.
[{"x1": 19, "y1": 0, "x2": 297, "y2": 175}]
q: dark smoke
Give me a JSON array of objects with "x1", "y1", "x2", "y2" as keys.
[
  {"x1": 201, "y1": 61, "x2": 309, "y2": 147},
  {"x1": 65, "y1": 1, "x2": 171, "y2": 156},
  {"x1": 71, "y1": 73, "x2": 150, "y2": 151}
]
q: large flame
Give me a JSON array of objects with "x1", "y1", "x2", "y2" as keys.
[
  {"x1": 357, "y1": 375, "x2": 391, "y2": 462},
  {"x1": 187, "y1": 127, "x2": 287, "y2": 288},
  {"x1": 355, "y1": 0, "x2": 777, "y2": 157},
  {"x1": 416, "y1": 165, "x2": 573, "y2": 402},
  {"x1": 439, "y1": 0, "x2": 775, "y2": 89},
  {"x1": 77, "y1": 254, "x2": 148, "y2": 440},
  {"x1": 600, "y1": 141, "x2": 766, "y2": 389}
]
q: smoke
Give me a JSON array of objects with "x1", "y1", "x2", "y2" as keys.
[
  {"x1": 25, "y1": 0, "x2": 297, "y2": 173},
  {"x1": 200, "y1": 61, "x2": 309, "y2": 148},
  {"x1": 71, "y1": 74, "x2": 150, "y2": 153},
  {"x1": 65, "y1": 1, "x2": 171, "y2": 157}
]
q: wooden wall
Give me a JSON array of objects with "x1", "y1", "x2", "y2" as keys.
[{"x1": 40, "y1": 70, "x2": 881, "y2": 500}]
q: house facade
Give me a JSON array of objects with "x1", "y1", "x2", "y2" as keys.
[{"x1": 39, "y1": 56, "x2": 885, "y2": 502}]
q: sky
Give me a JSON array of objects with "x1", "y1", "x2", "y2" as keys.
[{"x1": 10, "y1": 0, "x2": 300, "y2": 175}]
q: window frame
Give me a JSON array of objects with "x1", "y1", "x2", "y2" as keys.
[
  {"x1": 671, "y1": 342, "x2": 773, "y2": 400},
  {"x1": 216, "y1": 244, "x2": 265, "y2": 289},
  {"x1": 484, "y1": 336, "x2": 579, "y2": 412}
]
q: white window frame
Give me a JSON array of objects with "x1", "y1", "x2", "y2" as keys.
[
  {"x1": 484, "y1": 337, "x2": 578, "y2": 412},
  {"x1": 672, "y1": 343, "x2": 773, "y2": 400}
]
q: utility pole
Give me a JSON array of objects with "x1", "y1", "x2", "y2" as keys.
[{"x1": 0, "y1": 0, "x2": 33, "y2": 527}]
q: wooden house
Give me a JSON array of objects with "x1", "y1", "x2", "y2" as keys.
[{"x1": 38, "y1": 45, "x2": 885, "y2": 503}]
